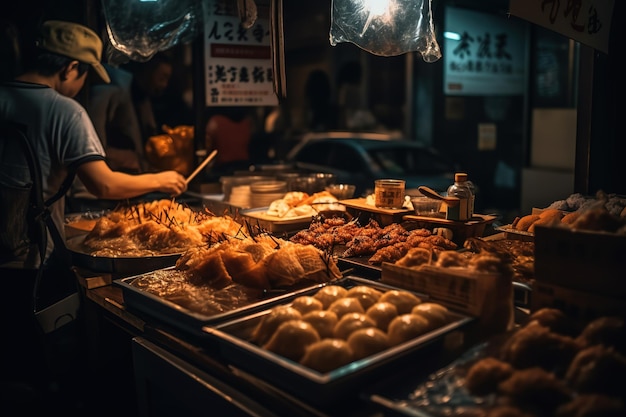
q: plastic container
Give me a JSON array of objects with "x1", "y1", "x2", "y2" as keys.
[
  {"x1": 410, "y1": 196, "x2": 444, "y2": 218},
  {"x1": 446, "y1": 173, "x2": 473, "y2": 221}
]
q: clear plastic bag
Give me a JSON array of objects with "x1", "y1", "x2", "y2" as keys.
[
  {"x1": 329, "y1": 0, "x2": 442, "y2": 62},
  {"x1": 102, "y1": 0, "x2": 202, "y2": 63}
]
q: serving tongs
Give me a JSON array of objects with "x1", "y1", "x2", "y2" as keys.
[{"x1": 417, "y1": 186, "x2": 460, "y2": 207}]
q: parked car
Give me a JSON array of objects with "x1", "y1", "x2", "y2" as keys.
[{"x1": 285, "y1": 132, "x2": 461, "y2": 197}]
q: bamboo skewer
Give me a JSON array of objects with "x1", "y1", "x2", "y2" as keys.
[{"x1": 185, "y1": 150, "x2": 218, "y2": 185}]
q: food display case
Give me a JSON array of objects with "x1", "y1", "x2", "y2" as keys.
[{"x1": 73, "y1": 191, "x2": 626, "y2": 417}]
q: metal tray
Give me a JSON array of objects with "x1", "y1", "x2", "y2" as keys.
[
  {"x1": 202, "y1": 277, "x2": 473, "y2": 406},
  {"x1": 364, "y1": 341, "x2": 491, "y2": 417},
  {"x1": 67, "y1": 234, "x2": 182, "y2": 275},
  {"x1": 337, "y1": 256, "x2": 382, "y2": 280},
  {"x1": 114, "y1": 268, "x2": 333, "y2": 337}
]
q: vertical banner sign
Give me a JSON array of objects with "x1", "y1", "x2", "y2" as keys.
[
  {"x1": 509, "y1": 0, "x2": 614, "y2": 55},
  {"x1": 203, "y1": 0, "x2": 278, "y2": 106},
  {"x1": 444, "y1": 7, "x2": 526, "y2": 96}
]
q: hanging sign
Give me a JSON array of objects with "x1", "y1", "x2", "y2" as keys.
[
  {"x1": 509, "y1": 0, "x2": 614, "y2": 54},
  {"x1": 203, "y1": 0, "x2": 278, "y2": 106},
  {"x1": 444, "y1": 7, "x2": 526, "y2": 96}
]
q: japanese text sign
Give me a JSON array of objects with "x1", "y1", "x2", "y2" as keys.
[
  {"x1": 444, "y1": 7, "x2": 527, "y2": 96},
  {"x1": 509, "y1": 0, "x2": 614, "y2": 54},
  {"x1": 203, "y1": 0, "x2": 278, "y2": 106}
]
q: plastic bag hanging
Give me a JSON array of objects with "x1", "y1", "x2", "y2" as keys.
[
  {"x1": 101, "y1": 0, "x2": 202, "y2": 63},
  {"x1": 329, "y1": 0, "x2": 442, "y2": 62}
]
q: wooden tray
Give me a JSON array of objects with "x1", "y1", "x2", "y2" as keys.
[
  {"x1": 402, "y1": 214, "x2": 497, "y2": 244},
  {"x1": 341, "y1": 198, "x2": 412, "y2": 226}
]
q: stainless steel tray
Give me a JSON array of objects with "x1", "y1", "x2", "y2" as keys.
[
  {"x1": 67, "y1": 234, "x2": 182, "y2": 275},
  {"x1": 114, "y1": 268, "x2": 332, "y2": 337},
  {"x1": 365, "y1": 342, "x2": 490, "y2": 417},
  {"x1": 202, "y1": 277, "x2": 473, "y2": 406}
]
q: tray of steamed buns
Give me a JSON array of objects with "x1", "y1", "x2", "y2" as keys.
[{"x1": 201, "y1": 276, "x2": 473, "y2": 405}]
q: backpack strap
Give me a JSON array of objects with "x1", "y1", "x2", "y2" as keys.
[{"x1": 0, "y1": 121, "x2": 76, "y2": 312}]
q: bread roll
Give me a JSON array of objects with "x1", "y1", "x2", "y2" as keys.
[
  {"x1": 290, "y1": 295, "x2": 323, "y2": 314},
  {"x1": 366, "y1": 302, "x2": 399, "y2": 332},
  {"x1": 387, "y1": 314, "x2": 430, "y2": 346},
  {"x1": 302, "y1": 310, "x2": 338, "y2": 339},
  {"x1": 263, "y1": 319, "x2": 320, "y2": 361},
  {"x1": 314, "y1": 285, "x2": 348, "y2": 309},
  {"x1": 560, "y1": 211, "x2": 581, "y2": 225},
  {"x1": 528, "y1": 211, "x2": 563, "y2": 232},
  {"x1": 347, "y1": 327, "x2": 390, "y2": 360},
  {"x1": 250, "y1": 305, "x2": 302, "y2": 345},
  {"x1": 538, "y1": 208, "x2": 564, "y2": 219},
  {"x1": 379, "y1": 290, "x2": 422, "y2": 314},
  {"x1": 411, "y1": 302, "x2": 449, "y2": 329},
  {"x1": 327, "y1": 297, "x2": 365, "y2": 318},
  {"x1": 345, "y1": 285, "x2": 383, "y2": 310},
  {"x1": 333, "y1": 312, "x2": 376, "y2": 340},
  {"x1": 299, "y1": 339, "x2": 354, "y2": 373},
  {"x1": 515, "y1": 214, "x2": 540, "y2": 231}
]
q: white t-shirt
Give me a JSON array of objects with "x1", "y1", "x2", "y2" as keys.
[{"x1": 0, "y1": 81, "x2": 106, "y2": 267}]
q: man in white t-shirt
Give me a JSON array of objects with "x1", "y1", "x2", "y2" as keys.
[{"x1": 0, "y1": 20, "x2": 187, "y2": 269}]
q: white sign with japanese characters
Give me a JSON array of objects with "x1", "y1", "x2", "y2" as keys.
[
  {"x1": 203, "y1": 0, "x2": 278, "y2": 106},
  {"x1": 444, "y1": 7, "x2": 526, "y2": 96},
  {"x1": 509, "y1": 0, "x2": 614, "y2": 54}
]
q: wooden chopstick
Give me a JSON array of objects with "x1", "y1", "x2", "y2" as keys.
[{"x1": 185, "y1": 150, "x2": 218, "y2": 185}]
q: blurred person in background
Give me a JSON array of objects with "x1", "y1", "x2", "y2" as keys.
[
  {"x1": 303, "y1": 69, "x2": 337, "y2": 132},
  {"x1": 205, "y1": 106, "x2": 256, "y2": 176},
  {"x1": 336, "y1": 60, "x2": 378, "y2": 130}
]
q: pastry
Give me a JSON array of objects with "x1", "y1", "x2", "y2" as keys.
[
  {"x1": 299, "y1": 338, "x2": 354, "y2": 373},
  {"x1": 378, "y1": 290, "x2": 422, "y2": 314},
  {"x1": 347, "y1": 327, "x2": 390, "y2": 360},
  {"x1": 365, "y1": 301, "x2": 399, "y2": 332},
  {"x1": 387, "y1": 314, "x2": 430, "y2": 346}
]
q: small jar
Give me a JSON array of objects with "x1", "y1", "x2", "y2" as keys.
[{"x1": 374, "y1": 179, "x2": 405, "y2": 209}]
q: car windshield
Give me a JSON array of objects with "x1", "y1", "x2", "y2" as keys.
[{"x1": 367, "y1": 146, "x2": 452, "y2": 175}]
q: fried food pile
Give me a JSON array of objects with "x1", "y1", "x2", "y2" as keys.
[
  {"x1": 290, "y1": 217, "x2": 457, "y2": 265},
  {"x1": 83, "y1": 199, "x2": 244, "y2": 256},
  {"x1": 463, "y1": 310, "x2": 626, "y2": 416},
  {"x1": 175, "y1": 234, "x2": 342, "y2": 290},
  {"x1": 463, "y1": 237, "x2": 534, "y2": 284}
]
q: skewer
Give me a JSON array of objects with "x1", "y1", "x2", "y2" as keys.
[{"x1": 185, "y1": 150, "x2": 218, "y2": 185}]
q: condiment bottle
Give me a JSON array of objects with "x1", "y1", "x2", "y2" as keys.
[{"x1": 446, "y1": 173, "x2": 473, "y2": 221}]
